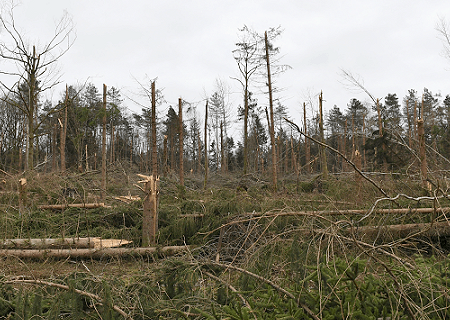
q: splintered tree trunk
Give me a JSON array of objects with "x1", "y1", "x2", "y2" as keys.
[
  {"x1": 265, "y1": 31, "x2": 277, "y2": 191},
  {"x1": 151, "y1": 82, "x2": 158, "y2": 178},
  {"x1": 140, "y1": 174, "x2": 158, "y2": 246},
  {"x1": 417, "y1": 118, "x2": 428, "y2": 189},
  {"x1": 319, "y1": 92, "x2": 328, "y2": 179},
  {"x1": 204, "y1": 100, "x2": 208, "y2": 189},
  {"x1": 102, "y1": 84, "x2": 107, "y2": 201},
  {"x1": 178, "y1": 98, "x2": 184, "y2": 186},
  {"x1": 406, "y1": 100, "x2": 412, "y2": 148},
  {"x1": 303, "y1": 102, "x2": 311, "y2": 174}
]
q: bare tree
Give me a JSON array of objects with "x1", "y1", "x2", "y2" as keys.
[
  {"x1": 232, "y1": 26, "x2": 261, "y2": 174},
  {"x1": 0, "y1": 1, "x2": 75, "y2": 169},
  {"x1": 436, "y1": 17, "x2": 450, "y2": 62}
]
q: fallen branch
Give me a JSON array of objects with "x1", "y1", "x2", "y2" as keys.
[
  {"x1": 6, "y1": 279, "x2": 132, "y2": 319},
  {"x1": 38, "y1": 203, "x2": 106, "y2": 210},
  {"x1": 246, "y1": 207, "x2": 450, "y2": 217},
  {"x1": 0, "y1": 245, "x2": 190, "y2": 259},
  {"x1": 346, "y1": 221, "x2": 450, "y2": 240},
  {"x1": 0, "y1": 237, "x2": 99, "y2": 249}
]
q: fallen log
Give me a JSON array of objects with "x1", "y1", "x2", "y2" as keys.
[
  {"x1": 246, "y1": 207, "x2": 450, "y2": 217},
  {"x1": 0, "y1": 237, "x2": 132, "y2": 249},
  {"x1": 0, "y1": 245, "x2": 190, "y2": 259},
  {"x1": 343, "y1": 221, "x2": 450, "y2": 240},
  {"x1": 38, "y1": 203, "x2": 106, "y2": 210}
]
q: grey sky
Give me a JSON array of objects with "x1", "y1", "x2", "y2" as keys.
[{"x1": 5, "y1": 1, "x2": 450, "y2": 132}]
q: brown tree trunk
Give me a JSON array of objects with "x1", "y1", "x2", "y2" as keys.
[
  {"x1": 319, "y1": 92, "x2": 328, "y2": 179},
  {"x1": 303, "y1": 102, "x2": 311, "y2": 174},
  {"x1": 60, "y1": 86, "x2": 68, "y2": 174},
  {"x1": 151, "y1": 82, "x2": 158, "y2": 178},
  {"x1": 220, "y1": 121, "x2": 225, "y2": 173},
  {"x1": 204, "y1": 100, "x2": 208, "y2": 189},
  {"x1": 417, "y1": 118, "x2": 428, "y2": 189},
  {"x1": 178, "y1": 98, "x2": 184, "y2": 186},
  {"x1": 163, "y1": 135, "x2": 168, "y2": 176},
  {"x1": 265, "y1": 31, "x2": 277, "y2": 191},
  {"x1": 101, "y1": 84, "x2": 107, "y2": 201},
  {"x1": 52, "y1": 124, "x2": 57, "y2": 172},
  {"x1": 140, "y1": 174, "x2": 158, "y2": 246}
]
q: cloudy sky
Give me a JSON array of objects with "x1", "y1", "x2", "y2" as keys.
[{"x1": 4, "y1": 0, "x2": 450, "y2": 134}]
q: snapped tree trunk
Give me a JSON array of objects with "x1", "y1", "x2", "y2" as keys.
[
  {"x1": 139, "y1": 174, "x2": 159, "y2": 246},
  {"x1": 303, "y1": 102, "x2": 311, "y2": 173},
  {"x1": 319, "y1": 92, "x2": 328, "y2": 179}
]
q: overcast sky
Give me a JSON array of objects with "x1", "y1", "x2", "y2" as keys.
[{"x1": 4, "y1": 1, "x2": 450, "y2": 134}]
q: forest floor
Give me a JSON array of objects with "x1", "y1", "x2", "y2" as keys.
[{"x1": 1, "y1": 164, "x2": 450, "y2": 319}]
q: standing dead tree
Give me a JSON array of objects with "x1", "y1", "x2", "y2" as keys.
[
  {"x1": 0, "y1": 2, "x2": 75, "y2": 169},
  {"x1": 436, "y1": 17, "x2": 450, "y2": 62}
]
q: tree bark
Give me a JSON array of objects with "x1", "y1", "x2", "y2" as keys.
[
  {"x1": 178, "y1": 98, "x2": 184, "y2": 186},
  {"x1": 139, "y1": 174, "x2": 158, "y2": 246},
  {"x1": 265, "y1": 31, "x2": 277, "y2": 191},
  {"x1": 417, "y1": 118, "x2": 428, "y2": 189},
  {"x1": 0, "y1": 245, "x2": 189, "y2": 259},
  {"x1": 319, "y1": 92, "x2": 328, "y2": 179},
  {"x1": 303, "y1": 102, "x2": 311, "y2": 173},
  {"x1": 151, "y1": 82, "x2": 158, "y2": 177},
  {"x1": 204, "y1": 100, "x2": 208, "y2": 189},
  {"x1": 102, "y1": 84, "x2": 107, "y2": 201}
]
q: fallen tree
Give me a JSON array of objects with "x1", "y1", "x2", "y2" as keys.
[
  {"x1": 0, "y1": 245, "x2": 190, "y2": 259},
  {"x1": 246, "y1": 207, "x2": 450, "y2": 217},
  {"x1": 38, "y1": 203, "x2": 106, "y2": 210},
  {"x1": 0, "y1": 237, "x2": 132, "y2": 249}
]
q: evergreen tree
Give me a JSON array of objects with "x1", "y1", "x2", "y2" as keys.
[{"x1": 384, "y1": 93, "x2": 402, "y2": 133}]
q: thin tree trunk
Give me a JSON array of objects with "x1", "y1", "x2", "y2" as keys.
[
  {"x1": 197, "y1": 131, "x2": 202, "y2": 174},
  {"x1": 178, "y1": 98, "x2": 184, "y2": 186},
  {"x1": 406, "y1": 100, "x2": 412, "y2": 148},
  {"x1": 204, "y1": 100, "x2": 208, "y2": 189},
  {"x1": 243, "y1": 80, "x2": 249, "y2": 175},
  {"x1": 417, "y1": 118, "x2": 428, "y2": 189},
  {"x1": 101, "y1": 84, "x2": 107, "y2": 201},
  {"x1": 52, "y1": 124, "x2": 57, "y2": 172},
  {"x1": 220, "y1": 121, "x2": 225, "y2": 173},
  {"x1": 265, "y1": 31, "x2": 277, "y2": 191},
  {"x1": 151, "y1": 82, "x2": 157, "y2": 178},
  {"x1": 163, "y1": 135, "x2": 168, "y2": 176},
  {"x1": 303, "y1": 102, "x2": 311, "y2": 174},
  {"x1": 319, "y1": 92, "x2": 328, "y2": 179}
]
